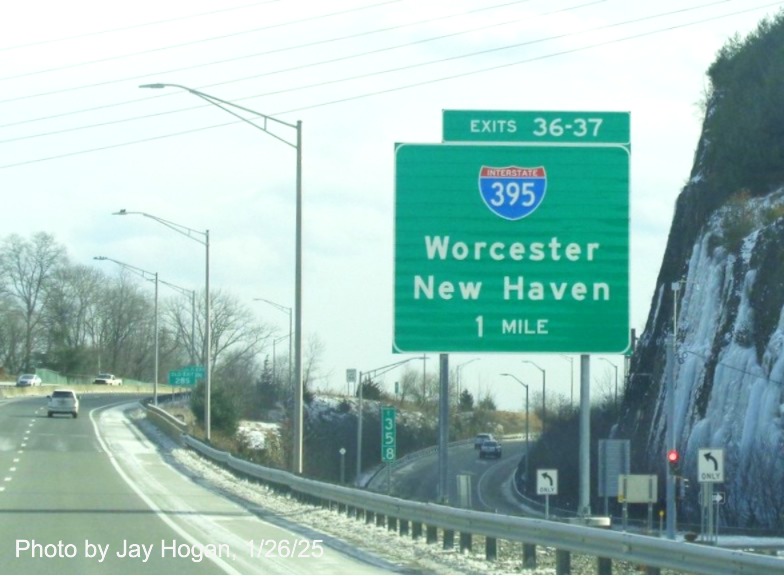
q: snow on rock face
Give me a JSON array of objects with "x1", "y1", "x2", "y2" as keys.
[{"x1": 648, "y1": 192, "x2": 784, "y2": 527}]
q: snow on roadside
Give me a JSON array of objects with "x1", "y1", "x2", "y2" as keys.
[
  {"x1": 237, "y1": 420, "x2": 280, "y2": 450},
  {"x1": 130, "y1": 407, "x2": 665, "y2": 575}
]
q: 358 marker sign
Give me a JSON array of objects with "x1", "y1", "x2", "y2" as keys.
[{"x1": 381, "y1": 406, "x2": 396, "y2": 462}]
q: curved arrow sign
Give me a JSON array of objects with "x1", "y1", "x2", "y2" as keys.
[
  {"x1": 698, "y1": 448, "x2": 724, "y2": 483},
  {"x1": 537, "y1": 468, "x2": 558, "y2": 495}
]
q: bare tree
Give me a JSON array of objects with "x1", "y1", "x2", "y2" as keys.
[
  {"x1": 0, "y1": 294, "x2": 24, "y2": 374},
  {"x1": 397, "y1": 365, "x2": 438, "y2": 409},
  {"x1": 303, "y1": 333, "x2": 330, "y2": 392},
  {"x1": 93, "y1": 273, "x2": 151, "y2": 376},
  {"x1": 162, "y1": 292, "x2": 200, "y2": 367},
  {"x1": 41, "y1": 264, "x2": 104, "y2": 374},
  {"x1": 0, "y1": 233, "x2": 66, "y2": 371},
  {"x1": 208, "y1": 290, "x2": 274, "y2": 375}
]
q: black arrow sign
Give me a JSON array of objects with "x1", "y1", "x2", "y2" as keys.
[
  {"x1": 542, "y1": 472, "x2": 554, "y2": 486},
  {"x1": 703, "y1": 452, "x2": 719, "y2": 471}
]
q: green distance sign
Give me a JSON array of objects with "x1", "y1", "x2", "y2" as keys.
[
  {"x1": 442, "y1": 110, "x2": 630, "y2": 145},
  {"x1": 167, "y1": 364, "x2": 205, "y2": 387},
  {"x1": 393, "y1": 142, "x2": 629, "y2": 354},
  {"x1": 381, "y1": 406, "x2": 396, "y2": 462}
]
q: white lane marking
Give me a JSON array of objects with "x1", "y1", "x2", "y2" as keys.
[
  {"x1": 9, "y1": 467, "x2": 16, "y2": 472},
  {"x1": 476, "y1": 449, "x2": 517, "y2": 512},
  {"x1": 89, "y1": 403, "x2": 240, "y2": 575},
  {"x1": 4, "y1": 477, "x2": 11, "y2": 482}
]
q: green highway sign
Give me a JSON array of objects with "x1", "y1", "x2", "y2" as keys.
[
  {"x1": 381, "y1": 406, "x2": 396, "y2": 462},
  {"x1": 394, "y1": 139, "x2": 629, "y2": 353},
  {"x1": 167, "y1": 364, "x2": 205, "y2": 387},
  {"x1": 443, "y1": 110, "x2": 630, "y2": 145}
]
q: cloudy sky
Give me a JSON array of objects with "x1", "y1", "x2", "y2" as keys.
[{"x1": 1, "y1": 0, "x2": 781, "y2": 411}]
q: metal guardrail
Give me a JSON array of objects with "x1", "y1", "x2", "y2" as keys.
[
  {"x1": 142, "y1": 404, "x2": 783, "y2": 574},
  {"x1": 182, "y1": 437, "x2": 782, "y2": 574},
  {"x1": 145, "y1": 402, "x2": 189, "y2": 438}
]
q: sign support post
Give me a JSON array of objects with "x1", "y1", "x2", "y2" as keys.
[
  {"x1": 537, "y1": 468, "x2": 559, "y2": 519},
  {"x1": 698, "y1": 448, "x2": 724, "y2": 543},
  {"x1": 393, "y1": 109, "x2": 630, "y2": 521}
]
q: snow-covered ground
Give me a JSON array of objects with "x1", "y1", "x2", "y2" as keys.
[
  {"x1": 237, "y1": 420, "x2": 280, "y2": 450},
  {"x1": 130, "y1": 405, "x2": 679, "y2": 575}
]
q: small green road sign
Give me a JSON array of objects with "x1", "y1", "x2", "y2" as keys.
[
  {"x1": 167, "y1": 364, "x2": 205, "y2": 387},
  {"x1": 381, "y1": 406, "x2": 396, "y2": 462},
  {"x1": 442, "y1": 110, "x2": 630, "y2": 145},
  {"x1": 394, "y1": 138, "x2": 629, "y2": 353}
]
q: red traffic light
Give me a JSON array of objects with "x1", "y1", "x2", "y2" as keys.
[{"x1": 667, "y1": 449, "x2": 681, "y2": 473}]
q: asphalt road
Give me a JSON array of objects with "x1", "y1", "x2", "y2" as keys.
[
  {"x1": 371, "y1": 439, "x2": 529, "y2": 515},
  {"x1": 0, "y1": 394, "x2": 393, "y2": 575}
]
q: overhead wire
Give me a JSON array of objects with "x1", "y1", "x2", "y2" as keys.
[
  {"x1": 0, "y1": 0, "x2": 283, "y2": 52},
  {"x1": 0, "y1": 0, "x2": 401, "y2": 82},
  {"x1": 203, "y1": 0, "x2": 754, "y2": 106},
  {"x1": 0, "y1": 0, "x2": 539, "y2": 108},
  {"x1": 275, "y1": 0, "x2": 782, "y2": 115},
  {"x1": 1, "y1": 0, "x2": 781, "y2": 169},
  {"x1": 0, "y1": 0, "x2": 600, "y2": 144}
]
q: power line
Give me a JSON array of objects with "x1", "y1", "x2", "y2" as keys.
[
  {"x1": 1, "y1": 1, "x2": 781, "y2": 170},
  {"x1": 213, "y1": 0, "x2": 751, "y2": 105},
  {"x1": 0, "y1": 0, "x2": 536, "y2": 108},
  {"x1": 276, "y1": 0, "x2": 781, "y2": 115},
  {"x1": 683, "y1": 350, "x2": 784, "y2": 385},
  {"x1": 0, "y1": 0, "x2": 401, "y2": 82},
  {"x1": 0, "y1": 0, "x2": 734, "y2": 144},
  {"x1": 0, "y1": 0, "x2": 598, "y2": 144},
  {"x1": 0, "y1": 0, "x2": 283, "y2": 52}
]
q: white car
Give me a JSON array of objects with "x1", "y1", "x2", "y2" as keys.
[
  {"x1": 16, "y1": 374, "x2": 42, "y2": 387},
  {"x1": 93, "y1": 373, "x2": 122, "y2": 386},
  {"x1": 47, "y1": 389, "x2": 79, "y2": 418}
]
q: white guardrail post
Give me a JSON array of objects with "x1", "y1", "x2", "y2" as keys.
[{"x1": 143, "y1": 403, "x2": 784, "y2": 575}]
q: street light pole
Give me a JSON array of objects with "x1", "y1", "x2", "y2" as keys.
[
  {"x1": 140, "y1": 83, "x2": 304, "y2": 473},
  {"x1": 501, "y1": 373, "x2": 529, "y2": 481},
  {"x1": 270, "y1": 333, "x2": 290, "y2": 387},
  {"x1": 599, "y1": 358, "x2": 619, "y2": 410},
  {"x1": 158, "y1": 278, "x2": 197, "y2": 365},
  {"x1": 560, "y1": 355, "x2": 575, "y2": 408},
  {"x1": 522, "y1": 360, "x2": 546, "y2": 433},
  {"x1": 667, "y1": 281, "x2": 681, "y2": 539},
  {"x1": 93, "y1": 256, "x2": 159, "y2": 404},
  {"x1": 254, "y1": 298, "x2": 293, "y2": 396},
  {"x1": 355, "y1": 356, "x2": 426, "y2": 486},
  {"x1": 455, "y1": 358, "x2": 479, "y2": 405},
  {"x1": 112, "y1": 210, "x2": 210, "y2": 439}
]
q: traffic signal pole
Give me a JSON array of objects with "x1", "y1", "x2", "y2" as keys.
[{"x1": 666, "y1": 281, "x2": 680, "y2": 539}]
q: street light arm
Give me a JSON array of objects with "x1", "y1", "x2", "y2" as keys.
[
  {"x1": 456, "y1": 358, "x2": 480, "y2": 371},
  {"x1": 93, "y1": 256, "x2": 156, "y2": 283},
  {"x1": 158, "y1": 277, "x2": 196, "y2": 299},
  {"x1": 521, "y1": 359, "x2": 545, "y2": 374},
  {"x1": 500, "y1": 373, "x2": 528, "y2": 390},
  {"x1": 113, "y1": 210, "x2": 207, "y2": 246},
  {"x1": 363, "y1": 356, "x2": 428, "y2": 380},
  {"x1": 139, "y1": 83, "x2": 298, "y2": 148},
  {"x1": 139, "y1": 82, "x2": 302, "y2": 472},
  {"x1": 254, "y1": 298, "x2": 292, "y2": 315},
  {"x1": 272, "y1": 333, "x2": 291, "y2": 345}
]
